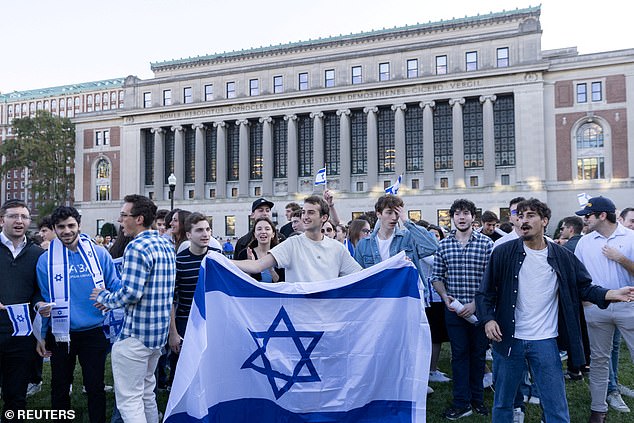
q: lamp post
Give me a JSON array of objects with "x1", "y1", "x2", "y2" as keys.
[{"x1": 168, "y1": 173, "x2": 177, "y2": 211}]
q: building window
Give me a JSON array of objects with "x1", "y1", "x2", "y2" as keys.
[
  {"x1": 183, "y1": 87, "x2": 193, "y2": 104},
  {"x1": 356, "y1": 182, "x2": 364, "y2": 192},
  {"x1": 119, "y1": 91, "x2": 124, "y2": 108},
  {"x1": 408, "y1": 210, "x2": 421, "y2": 222},
  {"x1": 436, "y1": 56, "x2": 447, "y2": 75},
  {"x1": 405, "y1": 105, "x2": 423, "y2": 171},
  {"x1": 205, "y1": 125, "x2": 217, "y2": 182},
  {"x1": 577, "y1": 83, "x2": 587, "y2": 103},
  {"x1": 379, "y1": 63, "x2": 390, "y2": 81},
  {"x1": 164, "y1": 130, "x2": 175, "y2": 184},
  {"x1": 249, "y1": 120, "x2": 263, "y2": 179},
  {"x1": 501, "y1": 174, "x2": 510, "y2": 185},
  {"x1": 466, "y1": 51, "x2": 478, "y2": 71},
  {"x1": 104, "y1": 130, "x2": 110, "y2": 145},
  {"x1": 470, "y1": 176, "x2": 479, "y2": 187},
  {"x1": 209, "y1": 188, "x2": 216, "y2": 198},
  {"x1": 463, "y1": 98, "x2": 483, "y2": 168},
  {"x1": 577, "y1": 157, "x2": 605, "y2": 180},
  {"x1": 231, "y1": 187, "x2": 238, "y2": 197},
  {"x1": 188, "y1": 190, "x2": 195, "y2": 199},
  {"x1": 494, "y1": 94, "x2": 516, "y2": 166},
  {"x1": 351, "y1": 109, "x2": 367, "y2": 174},
  {"x1": 144, "y1": 130, "x2": 154, "y2": 185},
  {"x1": 497, "y1": 47, "x2": 509, "y2": 68},
  {"x1": 143, "y1": 92, "x2": 151, "y2": 108},
  {"x1": 298, "y1": 73, "x2": 309, "y2": 91},
  {"x1": 325, "y1": 69, "x2": 335, "y2": 88},
  {"x1": 378, "y1": 106, "x2": 395, "y2": 173},
  {"x1": 225, "y1": 216, "x2": 236, "y2": 236},
  {"x1": 324, "y1": 112, "x2": 340, "y2": 175},
  {"x1": 592, "y1": 82, "x2": 602, "y2": 102},
  {"x1": 204, "y1": 84, "x2": 213, "y2": 101},
  {"x1": 437, "y1": 209, "x2": 451, "y2": 229},
  {"x1": 184, "y1": 126, "x2": 195, "y2": 183},
  {"x1": 383, "y1": 180, "x2": 391, "y2": 190},
  {"x1": 163, "y1": 90, "x2": 172, "y2": 106},
  {"x1": 226, "y1": 82, "x2": 236, "y2": 99},
  {"x1": 352, "y1": 66, "x2": 362, "y2": 84},
  {"x1": 273, "y1": 76, "x2": 284, "y2": 94},
  {"x1": 254, "y1": 187, "x2": 261, "y2": 197},
  {"x1": 411, "y1": 179, "x2": 419, "y2": 189},
  {"x1": 433, "y1": 101, "x2": 453, "y2": 169},
  {"x1": 249, "y1": 79, "x2": 259, "y2": 96},
  {"x1": 95, "y1": 159, "x2": 111, "y2": 202},
  {"x1": 577, "y1": 122, "x2": 604, "y2": 149},
  {"x1": 227, "y1": 122, "x2": 239, "y2": 181},
  {"x1": 407, "y1": 59, "x2": 418, "y2": 78},
  {"x1": 273, "y1": 117, "x2": 287, "y2": 178},
  {"x1": 297, "y1": 115, "x2": 313, "y2": 177},
  {"x1": 96, "y1": 131, "x2": 103, "y2": 146}
]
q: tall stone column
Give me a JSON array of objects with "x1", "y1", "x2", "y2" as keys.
[
  {"x1": 311, "y1": 112, "x2": 324, "y2": 175},
  {"x1": 363, "y1": 106, "x2": 378, "y2": 190},
  {"x1": 420, "y1": 101, "x2": 435, "y2": 190},
  {"x1": 214, "y1": 121, "x2": 227, "y2": 199},
  {"x1": 392, "y1": 104, "x2": 407, "y2": 175},
  {"x1": 285, "y1": 114, "x2": 298, "y2": 194},
  {"x1": 480, "y1": 95, "x2": 497, "y2": 187},
  {"x1": 238, "y1": 119, "x2": 250, "y2": 197},
  {"x1": 337, "y1": 109, "x2": 351, "y2": 192},
  {"x1": 151, "y1": 127, "x2": 164, "y2": 200},
  {"x1": 171, "y1": 125, "x2": 184, "y2": 200},
  {"x1": 449, "y1": 98, "x2": 466, "y2": 188},
  {"x1": 260, "y1": 117, "x2": 273, "y2": 197},
  {"x1": 193, "y1": 123, "x2": 206, "y2": 199}
]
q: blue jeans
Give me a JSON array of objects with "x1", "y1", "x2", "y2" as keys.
[
  {"x1": 492, "y1": 338, "x2": 569, "y2": 423},
  {"x1": 445, "y1": 309, "x2": 488, "y2": 408},
  {"x1": 608, "y1": 328, "x2": 621, "y2": 393}
]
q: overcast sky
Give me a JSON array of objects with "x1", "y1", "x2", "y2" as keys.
[{"x1": 1, "y1": 0, "x2": 628, "y2": 93}]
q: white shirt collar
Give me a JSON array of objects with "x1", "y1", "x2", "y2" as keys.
[{"x1": 0, "y1": 232, "x2": 27, "y2": 258}]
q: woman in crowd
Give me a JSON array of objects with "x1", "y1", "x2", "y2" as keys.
[
  {"x1": 170, "y1": 209, "x2": 192, "y2": 253},
  {"x1": 345, "y1": 219, "x2": 372, "y2": 256},
  {"x1": 236, "y1": 217, "x2": 284, "y2": 282},
  {"x1": 321, "y1": 220, "x2": 337, "y2": 239}
]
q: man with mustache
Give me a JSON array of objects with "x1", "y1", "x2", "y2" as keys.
[{"x1": 477, "y1": 198, "x2": 634, "y2": 423}]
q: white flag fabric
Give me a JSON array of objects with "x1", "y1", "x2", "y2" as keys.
[
  {"x1": 385, "y1": 174, "x2": 402, "y2": 195},
  {"x1": 577, "y1": 192, "x2": 592, "y2": 206},
  {"x1": 6, "y1": 303, "x2": 33, "y2": 336},
  {"x1": 164, "y1": 252, "x2": 431, "y2": 422},
  {"x1": 314, "y1": 167, "x2": 326, "y2": 185}
]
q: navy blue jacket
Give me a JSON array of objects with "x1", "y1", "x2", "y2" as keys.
[{"x1": 476, "y1": 237, "x2": 609, "y2": 368}]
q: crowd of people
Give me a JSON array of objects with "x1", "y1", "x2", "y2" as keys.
[{"x1": 0, "y1": 191, "x2": 633, "y2": 423}]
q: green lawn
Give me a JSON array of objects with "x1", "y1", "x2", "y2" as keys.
[{"x1": 13, "y1": 343, "x2": 634, "y2": 422}]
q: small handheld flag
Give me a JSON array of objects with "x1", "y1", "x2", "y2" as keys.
[
  {"x1": 314, "y1": 167, "x2": 326, "y2": 186},
  {"x1": 577, "y1": 192, "x2": 592, "y2": 207},
  {"x1": 385, "y1": 174, "x2": 402, "y2": 195},
  {"x1": 6, "y1": 303, "x2": 33, "y2": 336}
]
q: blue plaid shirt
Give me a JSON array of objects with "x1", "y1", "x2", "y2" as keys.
[
  {"x1": 431, "y1": 230, "x2": 493, "y2": 304},
  {"x1": 96, "y1": 230, "x2": 176, "y2": 349}
]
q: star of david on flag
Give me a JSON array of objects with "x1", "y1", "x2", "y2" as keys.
[
  {"x1": 164, "y1": 252, "x2": 431, "y2": 422},
  {"x1": 314, "y1": 167, "x2": 326, "y2": 185},
  {"x1": 6, "y1": 303, "x2": 33, "y2": 336}
]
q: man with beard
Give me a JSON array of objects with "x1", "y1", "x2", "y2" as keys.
[
  {"x1": 431, "y1": 199, "x2": 493, "y2": 420},
  {"x1": 36, "y1": 206, "x2": 120, "y2": 423},
  {"x1": 477, "y1": 198, "x2": 634, "y2": 423}
]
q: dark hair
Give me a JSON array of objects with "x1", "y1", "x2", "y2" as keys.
[
  {"x1": 481, "y1": 210, "x2": 499, "y2": 224},
  {"x1": 304, "y1": 195, "x2": 329, "y2": 217},
  {"x1": 619, "y1": 207, "x2": 634, "y2": 220},
  {"x1": 449, "y1": 199, "x2": 476, "y2": 217},
  {"x1": 375, "y1": 194, "x2": 404, "y2": 213},
  {"x1": 291, "y1": 209, "x2": 302, "y2": 219},
  {"x1": 499, "y1": 222, "x2": 513, "y2": 233},
  {"x1": 123, "y1": 194, "x2": 157, "y2": 228},
  {"x1": 416, "y1": 219, "x2": 430, "y2": 229},
  {"x1": 173, "y1": 210, "x2": 192, "y2": 250},
  {"x1": 1, "y1": 199, "x2": 29, "y2": 215},
  {"x1": 509, "y1": 197, "x2": 526, "y2": 208},
  {"x1": 108, "y1": 235, "x2": 134, "y2": 259},
  {"x1": 51, "y1": 206, "x2": 82, "y2": 226},
  {"x1": 164, "y1": 208, "x2": 181, "y2": 230},
  {"x1": 603, "y1": 211, "x2": 617, "y2": 224},
  {"x1": 516, "y1": 198, "x2": 551, "y2": 220},
  {"x1": 184, "y1": 212, "x2": 209, "y2": 233},
  {"x1": 156, "y1": 209, "x2": 170, "y2": 222},
  {"x1": 285, "y1": 202, "x2": 301, "y2": 212},
  {"x1": 562, "y1": 216, "x2": 584, "y2": 235},
  {"x1": 427, "y1": 224, "x2": 445, "y2": 241},
  {"x1": 348, "y1": 219, "x2": 370, "y2": 247},
  {"x1": 358, "y1": 212, "x2": 377, "y2": 229},
  {"x1": 248, "y1": 217, "x2": 280, "y2": 249},
  {"x1": 38, "y1": 215, "x2": 54, "y2": 230}
]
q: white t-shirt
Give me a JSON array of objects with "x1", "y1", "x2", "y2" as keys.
[
  {"x1": 270, "y1": 234, "x2": 362, "y2": 282},
  {"x1": 376, "y1": 232, "x2": 395, "y2": 262},
  {"x1": 514, "y1": 245, "x2": 559, "y2": 340}
]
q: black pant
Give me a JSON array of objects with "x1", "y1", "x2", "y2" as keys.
[
  {"x1": 47, "y1": 327, "x2": 109, "y2": 423},
  {"x1": 0, "y1": 334, "x2": 34, "y2": 416}
]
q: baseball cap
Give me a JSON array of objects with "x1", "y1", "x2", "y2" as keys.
[
  {"x1": 251, "y1": 198, "x2": 274, "y2": 213},
  {"x1": 575, "y1": 196, "x2": 616, "y2": 216}
]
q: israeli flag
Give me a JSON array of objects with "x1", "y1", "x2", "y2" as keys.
[
  {"x1": 314, "y1": 167, "x2": 326, "y2": 185},
  {"x1": 6, "y1": 303, "x2": 33, "y2": 336},
  {"x1": 577, "y1": 192, "x2": 592, "y2": 206},
  {"x1": 385, "y1": 174, "x2": 402, "y2": 195},
  {"x1": 165, "y1": 252, "x2": 431, "y2": 422}
]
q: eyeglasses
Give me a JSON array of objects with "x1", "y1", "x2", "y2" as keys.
[
  {"x1": 119, "y1": 213, "x2": 137, "y2": 218},
  {"x1": 321, "y1": 227, "x2": 334, "y2": 233},
  {"x1": 510, "y1": 210, "x2": 518, "y2": 216},
  {"x1": 584, "y1": 213, "x2": 595, "y2": 219},
  {"x1": 3, "y1": 214, "x2": 31, "y2": 221},
  {"x1": 361, "y1": 229, "x2": 371, "y2": 234}
]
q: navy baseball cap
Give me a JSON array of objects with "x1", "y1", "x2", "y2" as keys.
[
  {"x1": 251, "y1": 198, "x2": 274, "y2": 213},
  {"x1": 575, "y1": 196, "x2": 616, "y2": 216}
]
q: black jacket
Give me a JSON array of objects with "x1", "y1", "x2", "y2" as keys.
[
  {"x1": 476, "y1": 237, "x2": 609, "y2": 368},
  {"x1": 0, "y1": 239, "x2": 45, "y2": 335}
]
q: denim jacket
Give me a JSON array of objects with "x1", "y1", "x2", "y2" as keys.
[
  {"x1": 476, "y1": 237, "x2": 609, "y2": 368},
  {"x1": 354, "y1": 220, "x2": 439, "y2": 304}
]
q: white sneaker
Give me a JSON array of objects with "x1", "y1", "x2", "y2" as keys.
[
  {"x1": 619, "y1": 384, "x2": 634, "y2": 398},
  {"x1": 523, "y1": 395, "x2": 540, "y2": 405},
  {"x1": 483, "y1": 372, "x2": 493, "y2": 389},
  {"x1": 426, "y1": 386, "x2": 434, "y2": 395},
  {"x1": 513, "y1": 407, "x2": 525, "y2": 423},
  {"x1": 607, "y1": 391, "x2": 630, "y2": 413},
  {"x1": 486, "y1": 349, "x2": 493, "y2": 361},
  {"x1": 26, "y1": 382, "x2": 42, "y2": 397},
  {"x1": 429, "y1": 370, "x2": 451, "y2": 383}
]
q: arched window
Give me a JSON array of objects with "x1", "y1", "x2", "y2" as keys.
[
  {"x1": 95, "y1": 158, "x2": 111, "y2": 201},
  {"x1": 575, "y1": 121, "x2": 606, "y2": 180}
]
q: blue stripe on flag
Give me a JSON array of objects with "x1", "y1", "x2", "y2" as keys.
[{"x1": 165, "y1": 399, "x2": 413, "y2": 423}]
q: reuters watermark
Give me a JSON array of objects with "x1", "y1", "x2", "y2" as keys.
[{"x1": 4, "y1": 410, "x2": 76, "y2": 420}]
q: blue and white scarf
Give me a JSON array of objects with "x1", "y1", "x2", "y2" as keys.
[{"x1": 48, "y1": 233, "x2": 105, "y2": 343}]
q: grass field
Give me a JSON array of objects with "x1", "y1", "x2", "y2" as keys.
[{"x1": 13, "y1": 343, "x2": 634, "y2": 422}]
